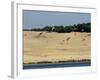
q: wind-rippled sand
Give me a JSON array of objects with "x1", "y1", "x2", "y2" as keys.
[{"x1": 23, "y1": 31, "x2": 91, "y2": 64}]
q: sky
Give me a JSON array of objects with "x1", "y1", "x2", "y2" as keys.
[{"x1": 23, "y1": 10, "x2": 91, "y2": 29}]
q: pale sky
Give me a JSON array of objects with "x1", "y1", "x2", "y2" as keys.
[{"x1": 23, "y1": 10, "x2": 91, "y2": 29}]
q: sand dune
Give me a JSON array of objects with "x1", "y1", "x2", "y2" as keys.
[{"x1": 23, "y1": 31, "x2": 91, "y2": 64}]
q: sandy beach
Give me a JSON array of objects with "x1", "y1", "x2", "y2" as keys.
[{"x1": 23, "y1": 31, "x2": 91, "y2": 64}]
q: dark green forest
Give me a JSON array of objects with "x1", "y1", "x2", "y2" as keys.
[{"x1": 24, "y1": 23, "x2": 91, "y2": 33}]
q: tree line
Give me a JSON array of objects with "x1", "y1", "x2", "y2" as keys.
[{"x1": 24, "y1": 23, "x2": 91, "y2": 33}]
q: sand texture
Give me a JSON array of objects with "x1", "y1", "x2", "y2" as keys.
[{"x1": 23, "y1": 31, "x2": 91, "y2": 64}]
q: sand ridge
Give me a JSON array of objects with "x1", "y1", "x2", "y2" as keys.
[{"x1": 23, "y1": 31, "x2": 91, "y2": 64}]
